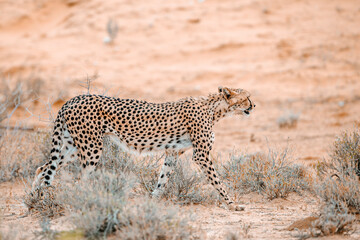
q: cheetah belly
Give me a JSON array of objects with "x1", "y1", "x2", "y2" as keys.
[
  {"x1": 164, "y1": 134, "x2": 193, "y2": 152},
  {"x1": 105, "y1": 133, "x2": 193, "y2": 155}
]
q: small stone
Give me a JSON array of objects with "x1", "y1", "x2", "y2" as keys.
[
  {"x1": 103, "y1": 36, "x2": 112, "y2": 44},
  {"x1": 338, "y1": 101, "x2": 345, "y2": 107}
]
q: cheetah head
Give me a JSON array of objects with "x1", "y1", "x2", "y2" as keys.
[{"x1": 218, "y1": 86, "x2": 255, "y2": 116}]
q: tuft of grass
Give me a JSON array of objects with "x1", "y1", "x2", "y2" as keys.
[
  {"x1": 164, "y1": 158, "x2": 219, "y2": 205},
  {"x1": 134, "y1": 155, "x2": 219, "y2": 205},
  {"x1": 58, "y1": 170, "x2": 133, "y2": 239},
  {"x1": 103, "y1": 18, "x2": 119, "y2": 44},
  {"x1": 311, "y1": 202, "x2": 355, "y2": 236},
  {"x1": 0, "y1": 129, "x2": 51, "y2": 182},
  {"x1": 221, "y1": 148, "x2": 310, "y2": 200},
  {"x1": 315, "y1": 174, "x2": 360, "y2": 214},
  {"x1": 225, "y1": 223, "x2": 251, "y2": 239},
  {"x1": 132, "y1": 155, "x2": 163, "y2": 196},
  {"x1": 315, "y1": 130, "x2": 360, "y2": 213},
  {"x1": 115, "y1": 198, "x2": 198, "y2": 240},
  {"x1": 33, "y1": 218, "x2": 59, "y2": 240},
  {"x1": 100, "y1": 136, "x2": 137, "y2": 174},
  {"x1": 0, "y1": 225, "x2": 28, "y2": 240},
  {"x1": 328, "y1": 130, "x2": 360, "y2": 178},
  {"x1": 308, "y1": 130, "x2": 360, "y2": 237},
  {"x1": 293, "y1": 202, "x2": 356, "y2": 238},
  {"x1": 277, "y1": 111, "x2": 299, "y2": 129},
  {"x1": 50, "y1": 169, "x2": 198, "y2": 239},
  {"x1": 101, "y1": 138, "x2": 218, "y2": 205},
  {"x1": 0, "y1": 74, "x2": 44, "y2": 123},
  {"x1": 23, "y1": 184, "x2": 64, "y2": 218}
]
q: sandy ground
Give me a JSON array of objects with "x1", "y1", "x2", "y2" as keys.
[{"x1": 1, "y1": 0, "x2": 360, "y2": 239}]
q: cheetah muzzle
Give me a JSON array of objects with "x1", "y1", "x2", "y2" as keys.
[{"x1": 32, "y1": 86, "x2": 255, "y2": 211}]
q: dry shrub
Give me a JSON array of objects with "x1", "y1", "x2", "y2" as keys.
[
  {"x1": 100, "y1": 136, "x2": 137, "y2": 173},
  {"x1": 56, "y1": 170, "x2": 132, "y2": 239},
  {"x1": 291, "y1": 203, "x2": 355, "y2": 239},
  {"x1": 221, "y1": 148, "x2": 310, "y2": 200},
  {"x1": 53, "y1": 170, "x2": 197, "y2": 239},
  {"x1": 315, "y1": 175, "x2": 360, "y2": 213},
  {"x1": 0, "y1": 129, "x2": 51, "y2": 182},
  {"x1": 115, "y1": 198, "x2": 198, "y2": 240},
  {"x1": 325, "y1": 130, "x2": 360, "y2": 178},
  {"x1": 315, "y1": 130, "x2": 360, "y2": 212},
  {"x1": 277, "y1": 111, "x2": 299, "y2": 129},
  {"x1": 225, "y1": 223, "x2": 251, "y2": 239},
  {"x1": 0, "y1": 225, "x2": 28, "y2": 240},
  {"x1": 134, "y1": 156, "x2": 219, "y2": 205},
  {"x1": 33, "y1": 218, "x2": 60, "y2": 240},
  {"x1": 101, "y1": 138, "x2": 218, "y2": 205},
  {"x1": 132, "y1": 155, "x2": 163, "y2": 195},
  {"x1": 311, "y1": 202, "x2": 355, "y2": 236},
  {"x1": 0, "y1": 74, "x2": 43, "y2": 123},
  {"x1": 23, "y1": 185, "x2": 64, "y2": 218},
  {"x1": 309, "y1": 130, "x2": 360, "y2": 237},
  {"x1": 0, "y1": 74, "x2": 51, "y2": 183},
  {"x1": 163, "y1": 158, "x2": 219, "y2": 205}
]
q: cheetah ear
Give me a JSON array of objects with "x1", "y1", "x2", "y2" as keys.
[{"x1": 218, "y1": 86, "x2": 235, "y2": 100}]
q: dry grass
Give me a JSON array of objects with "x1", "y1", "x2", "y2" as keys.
[
  {"x1": 33, "y1": 219, "x2": 59, "y2": 240},
  {"x1": 325, "y1": 130, "x2": 360, "y2": 178},
  {"x1": 277, "y1": 111, "x2": 299, "y2": 129},
  {"x1": 0, "y1": 225, "x2": 28, "y2": 240},
  {"x1": 0, "y1": 129, "x2": 51, "y2": 182},
  {"x1": 134, "y1": 156, "x2": 219, "y2": 205},
  {"x1": 295, "y1": 129, "x2": 360, "y2": 238},
  {"x1": 0, "y1": 74, "x2": 43, "y2": 124},
  {"x1": 220, "y1": 148, "x2": 310, "y2": 200},
  {"x1": 315, "y1": 130, "x2": 360, "y2": 213},
  {"x1": 24, "y1": 169, "x2": 198, "y2": 239},
  {"x1": 225, "y1": 223, "x2": 252, "y2": 239},
  {"x1": 164, "y1": 158, "x2": 219, "y2": 205},
  {"x1": 115, "y1": 198, "x2": 198, "y2": 240},
  {"x1": 312, "y1": 202, "x2": 355, "y2": 236},
  {"x1": 57, "y1": 170, "x2": 134, "y2": 238},
  {"x1": 23, "y1": 184, "x2": 64, "y2": 218},
  {"x1": 101, "y1": 137, "x2": 218, "y2": 205},
  {"x1": 22, "y1": 135, "x2": 203, "y2": 239},
  {"x1": 291, "y1": 203, "x2": 356, "y2": 239}
]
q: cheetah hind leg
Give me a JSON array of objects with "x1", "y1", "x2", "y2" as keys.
[
  {"x1": 152, "y1": 153, "x2": 178, "y2": 199},
  {"x1": 32, "y1": 128, "x2": 78, "y2": 189}
]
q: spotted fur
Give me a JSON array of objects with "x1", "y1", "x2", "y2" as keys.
[{"x1": 33, "y1": 87, "x2": 255, "y2": 211}]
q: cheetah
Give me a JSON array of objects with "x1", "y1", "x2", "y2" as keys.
[{"x1": 32, "y1": 87, "x2": 255, "y2": 211}]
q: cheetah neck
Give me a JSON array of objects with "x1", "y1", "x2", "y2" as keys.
[{"x1": 202, "y1": 94, "x2": 230, "y2": 124}]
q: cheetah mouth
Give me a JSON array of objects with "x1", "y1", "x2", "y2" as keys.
[
  {"x1": 243, "y1": 98, "x2": 254, "y2": 115},
  {"x1": 243, "y1": 106, "x2": 253, "y2": 115}
]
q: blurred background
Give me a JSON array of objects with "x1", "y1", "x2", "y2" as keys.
[{"x1": 0, "y1": 0, "x2": 359, "y2": 162}]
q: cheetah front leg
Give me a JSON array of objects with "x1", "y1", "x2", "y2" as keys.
[
  {"x1": 152, "y1": 151, "x2": 180, "y2": 199},
  {"x1": 193, "y1": 148, "x2": 245, "y2": 211}
]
